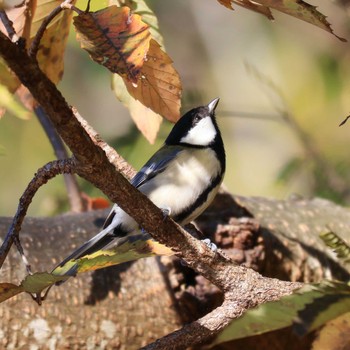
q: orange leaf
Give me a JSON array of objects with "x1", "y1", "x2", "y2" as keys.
[
  {"x1": 74, "y1": 6, "x2": 151, "y2": 83},
  {"x1": 124, "y1": 39, "x2": 182, "y2": 123}
]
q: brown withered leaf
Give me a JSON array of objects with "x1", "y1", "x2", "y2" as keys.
[
  {"x1": 124, "y1": 39, "x2": 182, "y2": 123},
  {"x1": 217, "y1": 0, "x2": 346, "y2": 41},
  {"x1": 112, "y1": 74, "x2": 162, "y2": 144},
  {"x1": 74, "y1": 6, "x2": 151, "y2": 83}
]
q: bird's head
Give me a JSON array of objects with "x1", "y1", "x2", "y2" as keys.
[{"x1": 166, "y1": 98, "x2": 221, "y2": 147}]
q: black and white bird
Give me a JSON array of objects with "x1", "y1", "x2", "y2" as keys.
[{"x1": 56, "y1": 98, "x2": 225, "y2": 273}]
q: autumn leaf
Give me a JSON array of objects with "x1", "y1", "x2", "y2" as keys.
[
  {"x1": 124, "y1": 39, "x2": 182, "y2": 123},
  {"x1": 218, "y1": 0, "x2": 273, "y2": 19},
  {"x1": 0, "y1": 273, "x2": 68, "y2": 303},
  {"x1": 52, "y1": 235, "x2": 174, "y2": 276},
  {"x1": 112, "y1": 74, "x2": 162, "y2": 143},
  {"x1": 74, "y1": 6, "x2": 151, "y2": 83},
  {"x1": 218, "y1": 0, "x2": 346, "y2": 41},
  {"x1": 0, "y1": 283, "x2": 24, "y2": 303},
  {"x1": 31, "y1": 7, "x2": 74, "y2": 85},
  {"x1": 110, "y1": 0, "x2": 164, "y2": 46}
]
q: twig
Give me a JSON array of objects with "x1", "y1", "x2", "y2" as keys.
[
  {"x1": 35, "y1": 106, "x2": 84, "y2": 212},
  {"x1": 29, "y1": 0, "x2": 75, "y2": 59},
  {"x1": 0, "y1": 10, "x2": 20, "y2": 42},
  {"x1": 0, "y1": 159, "x2": 76, "y2": 270}
]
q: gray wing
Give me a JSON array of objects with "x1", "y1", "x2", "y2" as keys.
[
  {"x1": 102, "y1": 145, "x2": 183, "y2": 230},
  {"x1": 131, "y1": 145, "x2": 184, "y2": 188}
]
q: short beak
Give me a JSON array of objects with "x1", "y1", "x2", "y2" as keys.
[{"x1": 207, "y1": 97, "x2": 220, "y2": 113}]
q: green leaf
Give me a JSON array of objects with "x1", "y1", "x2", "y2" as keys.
[
  {"x1": 320, "y1": 231, "x2": 350, "y2": 263},
  {"x1": 52, "y1": 236, "x2": 174, "y2": 276},
  {"x1": 20, "y1": 272, "x2": 69, "y2": 294},
  {"x1": 294, "y1": 287, "x2": 350, "y2": 336},
  {"x1": 212, "y1": 281, "x2": 350, "y2": 346}
]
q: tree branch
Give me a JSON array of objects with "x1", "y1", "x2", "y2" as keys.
[
  {"x1": 0, "y1": 9, "x2": 20, "y2": 42},
  {"x1": 0, "y1": 159, "x2": 76, "y2": 270}
]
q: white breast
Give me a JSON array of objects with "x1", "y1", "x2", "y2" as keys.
[{"x1": 138, "y1": 148, "x2": 222, "y2": 224}]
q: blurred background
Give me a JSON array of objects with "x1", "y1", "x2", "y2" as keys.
[{"x1": 0, "y1": 0, "x2": 349, "y2": 216}]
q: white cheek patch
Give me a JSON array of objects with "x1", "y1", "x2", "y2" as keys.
[{"x1": 180, "y1": 117, "x2": 217, "y2": 146}]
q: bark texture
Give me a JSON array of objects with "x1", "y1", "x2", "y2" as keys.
[
  {"x1": 1, "y1": 192, "x2": 349, "y2": 349},
  {"x1": 0, "y1": 211, "x2": 180, "y2": 350}
]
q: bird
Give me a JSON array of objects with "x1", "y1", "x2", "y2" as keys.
[{"x1": 55, "y1": 98, "x2": 225, "y2": 275}]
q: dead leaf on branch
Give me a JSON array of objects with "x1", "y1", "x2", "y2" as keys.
[
  {"x1": 218, "y1": 0, "x2": 273, "y2": 19},
  {"x1": 74, "y1": 6, "x2": 151, "y2": 83},
  {"x1": 112, "y1": 74, "x2": 163, "y2": 144},
  {"x1": 124, "y1": 39, "x2": 182, "y2": 123},
  {"x1": 218, "y1": 0, "x2": 346, "y2": 41}
]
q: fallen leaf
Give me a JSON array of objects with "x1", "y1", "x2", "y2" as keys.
[
  {"x1": 124, "y1": 39, "x2": 182, "y2": 123},
  {"x1": 74, "y1": 6, "x2": 151, "y2": 83}
]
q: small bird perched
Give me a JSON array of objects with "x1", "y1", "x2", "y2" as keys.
[{"x1": 56, "y1": 98, "x2": 225, "y2": 274}]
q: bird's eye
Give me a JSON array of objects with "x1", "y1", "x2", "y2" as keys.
[{"x1": 193, "y1": 115, "x2": 201, "y2": 124}]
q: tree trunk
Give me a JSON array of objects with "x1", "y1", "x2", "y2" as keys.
[{"x1": 1, "y1": 191, "x2": 349, "y2": 349}]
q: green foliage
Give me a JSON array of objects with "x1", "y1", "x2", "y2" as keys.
[
  {"x1": 320, "y1": 231, "x2": 350, "y2": 263},
  {"x1": 212, "y1": 281, "x2": 350, "y2": 347}
]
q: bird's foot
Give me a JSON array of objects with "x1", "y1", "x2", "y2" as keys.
[
  {"x1": 201, "y1": 238, "x2": 217, "y2": 252},
  {"x1": 161, "y1": 207, "x2": 171, "y2": 220}
]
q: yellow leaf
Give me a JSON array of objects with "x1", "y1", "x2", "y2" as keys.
[
  {"x1": 124, "y1": 39, "x2": 182, "y2": 123},
  {"x1": 74, "y1": 6, "x2": 151, "y2": 82},
  {"x1": 0, "y1": 283, "x2": 24, "y2": 303},
  {"x1": 112, "y1": 74, "x2": 162, "y2": 144},
  {"x1": 52, "y1": 236, "x2": 174, "y2": 276}
]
